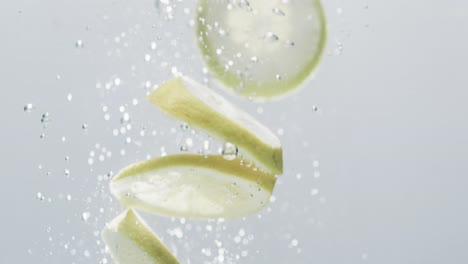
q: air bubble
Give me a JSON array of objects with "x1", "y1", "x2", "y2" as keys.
[
  {"x1": 24, "y1": 103, "x2": 35, "y2": 112},
  {"x1": 272, "y1": 7, "x2": 285, "y2": 16},
  {"x1": 81, "y1": 212, "x2": 91, "y2": 222},
  {"x1": 222, "y1": 142, "x2": 238, "y2": 160},
  {"x1": 75, "y1": 40, "x2": 84, "y2": 48},
  {"x1": 264, "y1": 32, "x2": 279, "y2": 42}
]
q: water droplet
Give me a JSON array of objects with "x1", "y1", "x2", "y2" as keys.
[
  {"x1": 264, "y1": 32, "x2": 279, "y2": 42},
  {"x1": 277, "y1": 128, "x2": 284, "y2": 136},
  {"x1": 66, "y1": 93, "x2": 73, "y2": 101},
  {"x1": 250, "y1": 56, "x2": 258, "y2": 63},
  {"x1": 114, "y1": 78, "x2": 121, "y2": 86},
  {"x1": 284, "y1": 40, "x2": 295, "y2": 47},
  {"x1": 120, "y1": 112, "x2": 130, "y2": 123},
  {"x1": 310, "y1": 188, "x2": 319, "y2": 196},
  {"x1": 272, "y1": 7, "x2": 285, "y2": 16},
  {"x1": 41, "y1": 112, "x2": 51, "y2": 126},
  {"x1": 66, "y1": 194, "x2": 72, "y2": 201},
  {"x1": 81, "y1": 212, "x2": 91, "y2": 222},
  {"x1": 180, "y1": 123, "x2": 189, "y2": 131},
  {"x1": 222, "y1": 142, "x2": 238, "y2": 160},
  {"x1": 75, "y1": 40, "x2": 84, "y2": 48},
  {"x1": 144, "y1": 54, "x2": 151, "y2": 62},
  {"x1": 24, "y1": 103, "x2": 35, "y2": 112},
  {"x1": 180, "y1": 145, "x2": 188, "y2": 152}
]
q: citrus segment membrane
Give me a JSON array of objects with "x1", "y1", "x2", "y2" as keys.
[
  {"x1": 196, "y1": 0, "x2": 327, "y2": 100},
  {"x1": 110, "y1": 154, "x2": 276, "y2": 219}
]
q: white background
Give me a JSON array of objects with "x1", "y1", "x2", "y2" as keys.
[{"x1": 1, "y1": 0, "x2": 468, "y2": 263}]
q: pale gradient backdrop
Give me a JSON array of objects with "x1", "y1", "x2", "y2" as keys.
[{"x1": 1, "y1": 0, "x2": 467, "y2": 263}]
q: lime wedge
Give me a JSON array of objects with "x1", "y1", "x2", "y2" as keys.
[
  {"x1": 102, "y1": 209, "x2": 179, "y2": 264},
  {"x1": 110, "y1": 154, "x2": 276, "y2": 219},
  {"x1": 147, "y1": 76, "x2": 283, "y2": 174},
  {"x1": 196, "y1": 0, "x2": 327, "y2": 100}
]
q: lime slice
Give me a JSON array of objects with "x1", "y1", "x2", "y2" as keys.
[
  {"x1": 196, "y1": 0, "x2": 327, "y2": 100},
  {"x1": 147, "y1": 76, "x2": 282, "y2": 174},
  {"x1": 110, "y1": 154, "x2": 276, "y2": 219},
  {"x1": 102, "y1": 209, "x2": 179, "y2": 264}
]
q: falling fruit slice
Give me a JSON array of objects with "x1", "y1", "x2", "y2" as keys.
[
  {"x1": 110, "y1": 154, "x2": 276, "y2": 219},
  {"x1": 147, "y1": 76, "x2": 283, "y2": 174},
  {"x1": 196, "y1": 0, "x2": 327, "y2": 100},
  {"x1": 102, "y1": 209, "x2": 179, "y2": 264}
]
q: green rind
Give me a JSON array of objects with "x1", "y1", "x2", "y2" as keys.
[
  {"x1": 147, "y1": 78, "x2": 283, "y2": 174},
  {"x1": 196, "y1": 0, "x2": 327, "y2": 101},
  {"x1": 112, "y1": 154, "x2": 276, "y2": 192},
  {"x1": 103, "y1": 209, "x2": 180, "y2": 264}
]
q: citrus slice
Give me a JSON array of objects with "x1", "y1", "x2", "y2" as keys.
[
  {"x1": 196, "y1": 0, "x2": 327, "y2": 100},
  {"x1": 110, "y1": 154, "x2": 276, "y2": 219},
  {"x1": 147, "y1": 76, "x2": 282, "y2": 174},
  {"x1": 102, "y1": 209, "x2": 179, "y2": 264}
]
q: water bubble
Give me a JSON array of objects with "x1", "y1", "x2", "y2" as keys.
[
  {"x1": 81, "y1": 212, "x2": 91, "y2": 222},
  {"x1": 65, "y1": 169, "x2": 70, "y2": 176},
  {"x1": 272, "y1": 7, "x2": 285, "y2": 16},
  {"x1": 310, "y1": 188, "x2": 319, "y2": 196},
  {"x1": 284, "y1": 40, "x2": 295, "y2": 47},
  {"x1": 75, "y1": 40, "x2": 84, "y2": 48},
  {"x1": 39, "y1": 133, "x2": 45, "y2": 139},
  {"x1": 36, "y1": 192, "x2": 44, "y2": 201},
  {"x1": 66, "y1": 93, "x2": 73, "y2": 101},
  {"x1": 313, "y1": 160, "x2": 320, "y2": 167},
  {"x1": 264, "y1": 32, "x2": 279, "y2": 42},
  {"x1": 23, "y1": 103, "x2": 35, "y2": 112},
  {"x1": 144, "y1": 54, "x2": 151, "y2": 62},
  {"x1": 222, "y1": 142, "x2": 238, "y2": 160},
  {"x1": 114, "y1": 78, "x2": 121, "y2": 86},
  {"x1": 82, "y1": 123, "x2": 88, "y2": 130},
  {"x1": 66, "y1": 194, "x2": 72, "y2": 201},
  {"x1": 150, "y1": 41, "x2": 157, "y2": 50},
  {"x1": 180, "y1": 145, "x2": 188, "y2": 152},
  {"x1": 41, "y1": 112, "x2": 51, "y2": 126},
  {"x1": 132, "y1": 98, "x2": 139, "y2": 105},
  {"x1": 120, "y1": 112, "x2": 130, "y2": 123}
]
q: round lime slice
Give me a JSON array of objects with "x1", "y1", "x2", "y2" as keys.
[
  {"x1": 196, "y1": 0, "x2": 327, "y2": 100},
  {"x1": 110, "y1": 154, "x2": 276, "y2": 219},
  {"x1": 102, "y1": 209, "x2": 179, "y2": 264}
]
